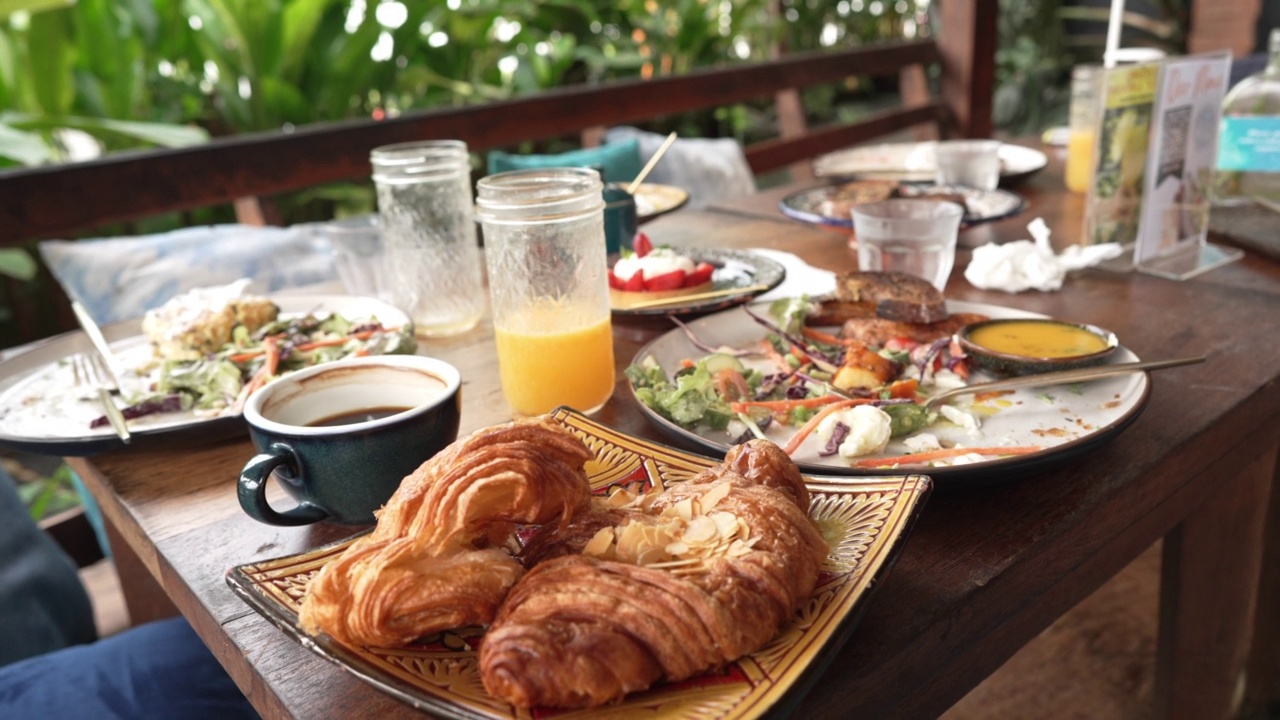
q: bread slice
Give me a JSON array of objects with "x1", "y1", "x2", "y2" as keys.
[{"x1": 833, "y1": 271, "x2": 949, "y2": 324}]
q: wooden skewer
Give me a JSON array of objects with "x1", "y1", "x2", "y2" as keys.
[
  {"x1": 618, "y1": 284, "x2": 769, "y2": 310},
  {"x1": 626, "y1": 132, "x2": 679, "y2": 195}
]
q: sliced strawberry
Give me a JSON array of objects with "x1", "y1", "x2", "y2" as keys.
[
  {"x1": 623, "y1": 269, "x2": 646, "y2": 292},
  {"x1": 682, "y1": 262, "x2": 714, "y2": 288},
  {"x1": 608, "y1": 270, "x2": 625, "y2": 290},
  {"x1": 633, "y1": 232, "x2": 653, "y2": 258},
  {"x1": 643, "y1": 269, "x2": 685, "y2": 291}
]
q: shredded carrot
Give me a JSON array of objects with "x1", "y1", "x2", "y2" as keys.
[
  {"x1": 680, "y1": 358, "x2": 696, "y2": 369},
  {"x1": 730, "y1": 395, "x2": 848, "y2": 413},
  {"x1": 760, "y1": 339, "x2": 789, "y2": 372},
  {"x1": 262, "y1": 336, "x2": 280, "y2": 377},
  {"x1": 851, "y1": 445, "x2": 1042, "y2": 468},
  {"x1": 781, "y1": 398, "x2": 869, "y2": 455},
  {"x1": 802, "y1": 327, "x2": 847, "y2": 346}
]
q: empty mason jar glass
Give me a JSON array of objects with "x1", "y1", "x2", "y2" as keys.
[
  {"x1": 370, "y1": 140, "x2": 485, "y2": 337},
  {"x1": 475, "y1": 167, "x2": 615, "y2": 416}
]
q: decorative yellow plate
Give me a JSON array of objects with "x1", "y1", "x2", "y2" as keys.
[
  {"x1": 635, "y1": 182, "x2": 690, "y2": 223},
  {"x1": 225, "y1": 408, "x2": 932, "y2": 720}
]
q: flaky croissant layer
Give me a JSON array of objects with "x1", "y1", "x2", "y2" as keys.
[
  {"x1": 479, "y1": 440, "x2": 829, "y2": 709},
  {"x1": 297, "y1": 417, "x2": 593, "y2": 647}
]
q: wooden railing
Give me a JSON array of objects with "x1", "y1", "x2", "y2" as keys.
[
  {"x1": 0, "y1": 26, "x2": 996, "y2": 245},
  {"x1": 0, "y1": 5, "x2": 995, "y2": 346}
]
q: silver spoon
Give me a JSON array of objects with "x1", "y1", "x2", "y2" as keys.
[{"x1": 921, "y1": 355, "x2": 1206, "y2": 410}]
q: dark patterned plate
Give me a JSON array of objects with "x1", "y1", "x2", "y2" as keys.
[
  {"x1": 779, "y1": 184, "x2": 1027, "y2": 229},
  {"x1": 610, "y1": 246, "x2": 786, "y2": 317}
]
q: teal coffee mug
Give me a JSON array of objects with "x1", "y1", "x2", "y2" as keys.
[
  {"x1": 603, "y1": 182, "x2": 638, "y2": 256},
  {"x1": 237, "y1": 355, "x2": 461, "y2": 526}
]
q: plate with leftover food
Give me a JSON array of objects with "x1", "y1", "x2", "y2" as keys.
[
  {"x1": 610, "y1": 241, "x2": 786, "y2": 317},
  {"x1": 625, "y1": 275, "x2": 1151, "y2": 483},
  {"x1": 778, "y1": 181, "x2": 1027, "y2": 229},
  {"x1": 227, "y1": 407, "x2": 931, "y2": 720},
  {"x1": 812, "y1": 141, "x2": 1049, "y2": 187},
  {"x1": 634, "y1": 182, "x2": 690, "y2": 223},
  {"x1": 0, "y1": 287, "x2": 415, "y2": 455}
]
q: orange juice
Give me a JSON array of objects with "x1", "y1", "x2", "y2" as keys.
[
  {"x1": 494, "y1": 315, "x2": 615, "y2": 416},
  {"x1": 1064, "y1": 129, "x2": 1095, "y2": 194}
]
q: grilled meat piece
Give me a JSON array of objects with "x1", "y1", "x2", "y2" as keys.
[
  {"x1": 834, "y1": 271, "x2": 949, "y2": 324},
  {"x1": 840, "y1": 312, "x2": 989, "y2": 347}
]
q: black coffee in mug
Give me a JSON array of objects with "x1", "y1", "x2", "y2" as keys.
[{"x1": 238, "y1": 355, "x2": 461, "y2": 526}]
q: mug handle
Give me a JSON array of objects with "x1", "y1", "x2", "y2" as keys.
[{"x1": 238, "y1": 444, "x2": 329, "y2": 526}]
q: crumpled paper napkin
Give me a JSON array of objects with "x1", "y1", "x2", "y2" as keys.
[
  {"x1": 964, "y1": 218, "x2": 1123, "y2": 292},
  {"x1": 752, "y1": 248, "x2": 837, "y2": 301}
]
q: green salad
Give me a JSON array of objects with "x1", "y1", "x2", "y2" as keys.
[{"x1": 94, "y1": 312, "x2": 415, "y2": 429}]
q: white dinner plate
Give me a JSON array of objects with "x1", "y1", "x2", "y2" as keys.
[
  {"x1": 627, "y1": 300, "x2": 1152, "y2": 484},
  {"x1": 0, "y1": 295, "x2": 411, "y2": 456},
  {"x1": 812, "y1": 142, "x2": 1049, "y2": 187}
]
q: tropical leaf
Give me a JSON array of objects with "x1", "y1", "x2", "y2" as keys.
[
  {"x1": 280, "y1": 0, "x2": 334, "y2": 80},
  {"x1": 5, "y1": 112, "x2": 208, "y2": 146},
  {"x1": 0, "y1": 248, "x2": 37, "y2": 281},
  {"x1": 0, "y1": 120, "x2": 50, "y2": 164},
  {"x1": 0, "y1": 0, "x2": 73, "y2": 20},
  {"x1": 27, "y1": 8, "x2": 76, "y2": 115}
]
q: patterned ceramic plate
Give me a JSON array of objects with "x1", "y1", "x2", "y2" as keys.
[
  {"x1": 778, "y1": 183, "x2": 1027, "y2": 229},
  {"x1": 635, "y1": 183, "x2": 691, "y2": 223},
  {"x1": 226, "y1": 407, "x2": 931, "y2": 720},
  {"x1": 610, "y1": 246, "x2": 786, "y2": 317}
]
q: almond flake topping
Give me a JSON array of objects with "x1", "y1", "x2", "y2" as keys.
[{"x1": 580, "y1": 481, "x2": 756, "y2": 571}]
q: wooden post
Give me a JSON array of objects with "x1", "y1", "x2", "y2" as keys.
[
  {"x1": 1155, "y1": 444, "x2": 1276, "y2": 719},
  {"x1": 936, "y1": 0, "x2": 998, "y2": 138}
]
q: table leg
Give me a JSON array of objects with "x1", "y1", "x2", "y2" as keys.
[
  {"x1": 1155, "y1": 443, "x2": 1277, "y2": 720},
  {"x1": 1241, "y1": 448, "x2": 1280, "y2": 719},
  {"x1": 102, "y1": 512, "x2": 179, "y2": 627}
]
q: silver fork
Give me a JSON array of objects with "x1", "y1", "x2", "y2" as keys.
[{"x1": 73, "y1": 353, "x2": 131, "y2": 443}]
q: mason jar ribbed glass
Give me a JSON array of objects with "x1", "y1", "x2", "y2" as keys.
[
  {"x1": 370, "y1": 140, "x2": 484, "y2": 337},
  {"x1": 475, "y1": 167, "x2": 615, "y2": 416}
]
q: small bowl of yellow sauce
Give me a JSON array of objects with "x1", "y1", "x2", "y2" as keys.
[{"x1": 956, "y1": 318, "x2": 1119, "y2": 376}]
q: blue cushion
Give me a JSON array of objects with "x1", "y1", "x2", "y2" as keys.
[
  {"x1": 603, "y1": 127, "x2": 756, "y2": 209},
  {"x1": 39, "y1": 223, "x2": 339, "y2": 325},
  {"x1": 487, "y1": 138, "x2": 643, "y2": 183}
]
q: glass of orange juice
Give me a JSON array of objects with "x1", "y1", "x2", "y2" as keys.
[
  {"x1": 1065, "y1": 64, "x2": 1103, "y2": 194},
  {"x1": 476, "y1": 168, "x2": 615, "y2": 416}
]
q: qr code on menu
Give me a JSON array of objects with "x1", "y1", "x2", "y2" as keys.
[{"x1": 1158, "y1": 106, "x2": 1191, "y2": 183}]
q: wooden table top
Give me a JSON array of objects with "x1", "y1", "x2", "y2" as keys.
[{"x1": 67, "y1": 150, "x2": 1280, "y2": 719}]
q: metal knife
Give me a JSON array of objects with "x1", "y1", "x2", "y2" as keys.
[{"x1": 70, "y1": 300, "x2": 125, "y2": 392}]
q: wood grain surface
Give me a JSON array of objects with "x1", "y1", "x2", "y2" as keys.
[{"x1": 65, "y1": 148, "x2": 1280, "y2": 719}]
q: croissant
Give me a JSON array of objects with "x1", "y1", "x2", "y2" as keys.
[
  {"x1": 298, "y1": 417, "x2": 593, "y2": 647},
  {"x1": 479, "y1": 440, "x2": 828, "y2": 709}
]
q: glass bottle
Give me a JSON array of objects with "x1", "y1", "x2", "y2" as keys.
[
  {"x1": 475, "y1": 167, "x2": 615, "y2": 417},
  {"x1": 1214, "y1": 29, "x2": 1280, "y2": 205},
  {"x1": 1065, "y1": 64, "x2": 1103, "y2": 194},
  {"x1": 370, "y1": 140, "x2": 485, "y2": 337}
]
